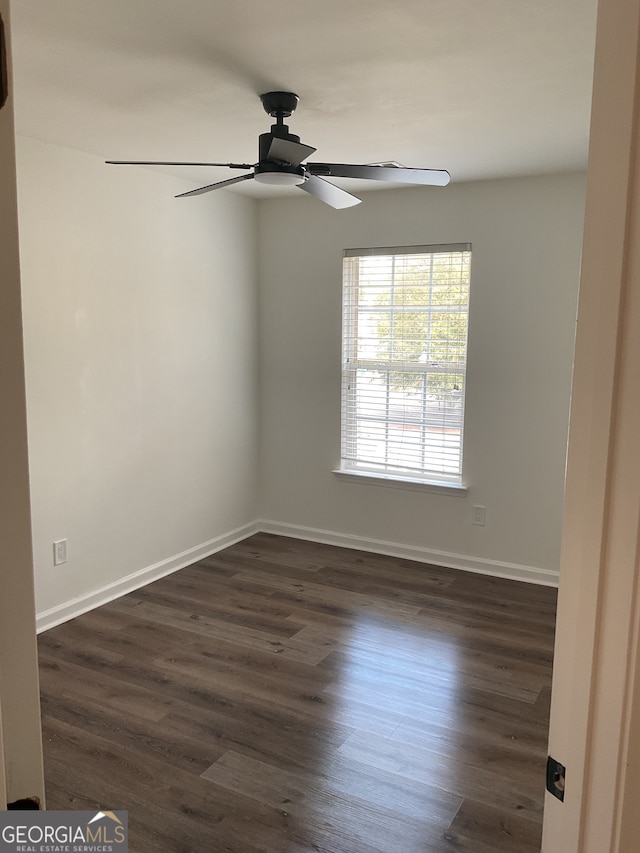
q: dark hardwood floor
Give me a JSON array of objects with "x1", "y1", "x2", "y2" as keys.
[{"x1": 38, "y1": 533, "x2": 557, "y2": 852}]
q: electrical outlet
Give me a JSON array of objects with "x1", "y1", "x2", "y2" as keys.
[
  {"x1": 472, "y1": 505, "x2": 486, "y2": 526},
  {"x1": 53, "y1": 539, "x2": 67, "y2": 565}
]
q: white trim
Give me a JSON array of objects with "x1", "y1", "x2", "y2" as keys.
[
  {"x1": 35, "y1": 521, "x2": 260, "y2": 633},
  {"x1": 344, "y1": 242, "x2": 472, "y2": 258},
  {"x1": 332, "y1": 468, "x2": 468, "y2": 496},
  {"x1": 258, "y1": 519, "x2": 559, "y2": 587},
  {"x1": 340, "y1": 247, "x2": 471, "y2": 485},
  {"x1": 36, "y1": 516, "x2": 558, "y2": 633}
]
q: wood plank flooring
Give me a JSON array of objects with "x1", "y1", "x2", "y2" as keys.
[{"x1": 38, "y1": 533, "x2": 557, "y2": 852}]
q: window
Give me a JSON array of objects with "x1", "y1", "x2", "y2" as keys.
[{"x1": 339, "y1": 243, "x2": 471, "y2": 487}]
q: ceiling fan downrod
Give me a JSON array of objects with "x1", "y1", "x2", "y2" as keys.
[{"x1": 258, "y1": 91, "x2": 304, "y2": 163}]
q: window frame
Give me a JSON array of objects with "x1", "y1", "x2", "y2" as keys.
[{"x1": 337, "y1": 242, "x2": 472, "y2": 492}]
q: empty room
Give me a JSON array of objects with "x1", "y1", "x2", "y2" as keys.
[{"x1": 4, "y1": 1, "x2": 640, "y2": 852}]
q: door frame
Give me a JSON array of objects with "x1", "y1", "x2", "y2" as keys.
[{"x1": 542, "y1": 0, "x2": 640, "y2": 850}]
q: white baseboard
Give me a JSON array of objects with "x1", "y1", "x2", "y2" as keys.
[
  {"x1": 258, "y1": 519, "x2": 559, "y2": 587},
  {"x1": 36, "y1": 517, "x2": 558, "y2": 632},
  {"x1": 35, "y1": 521, "x2": 260, "y2": 633}
]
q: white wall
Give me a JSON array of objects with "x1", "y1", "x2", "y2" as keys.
[
  {"x1": 258, "y1": 174, "x2": 585, "y2": 579},
  {"x1": 16, "y1": 137, "x2": 259, "y2": 624},
  {"x1": 16, "y1": 157, "x2": 584, "y2": 627}
]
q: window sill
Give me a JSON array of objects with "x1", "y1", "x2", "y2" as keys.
[{"x1": 332, "y1": 468, "x2": 468, "y2": 497}]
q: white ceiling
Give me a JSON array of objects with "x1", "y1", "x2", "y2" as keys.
[{"x1": 10, "y1": 0, "x2": 598, "y2": 199}]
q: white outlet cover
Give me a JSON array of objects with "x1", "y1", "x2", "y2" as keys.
[
  {"x1": 53, "y1": 539, "x2": 67, "y2": 565},
  {"x1": 472, "y1": 506, "x2": 487, "y2": 526}
]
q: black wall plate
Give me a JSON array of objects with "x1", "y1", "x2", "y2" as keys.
[{"x1": 546, "y1": 755, "x2": 566, "y2": 802}]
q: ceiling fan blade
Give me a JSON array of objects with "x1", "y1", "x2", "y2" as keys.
[
  {"x1": 298, "y1": 175, "x2": 361, "y2": 209},
  {"x1": 307, "y1": 163, "x2": 451, "y2": 186},
  {"x1": 267, "y1": 137, "x2": 317, "y2": 167},
  {"x1": 175, "y1": 173, "x2": 255, "y2": 198},
  {"x1": 106, "y1": 160, "x2": 253, "y2": 169}
]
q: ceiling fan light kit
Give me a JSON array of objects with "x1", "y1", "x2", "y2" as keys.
[
  {"x1": 254, "y1": 163, "x2": 305, "y2": 186},
  {"x1": 106, "y1": 91, "x2": 450, "y2": 208}
]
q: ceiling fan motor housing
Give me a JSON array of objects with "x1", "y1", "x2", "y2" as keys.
[{"x1": 259, "y1": 126, "x2": 301, "y2": 162}]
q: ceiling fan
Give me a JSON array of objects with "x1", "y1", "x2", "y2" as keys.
[{"x1": 106, "y1": 91, "x2": 450, "y2": 209}]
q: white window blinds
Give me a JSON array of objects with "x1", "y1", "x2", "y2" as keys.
[{"x1": 341, "y1": 243, "x2": 471, "y2": 484}]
